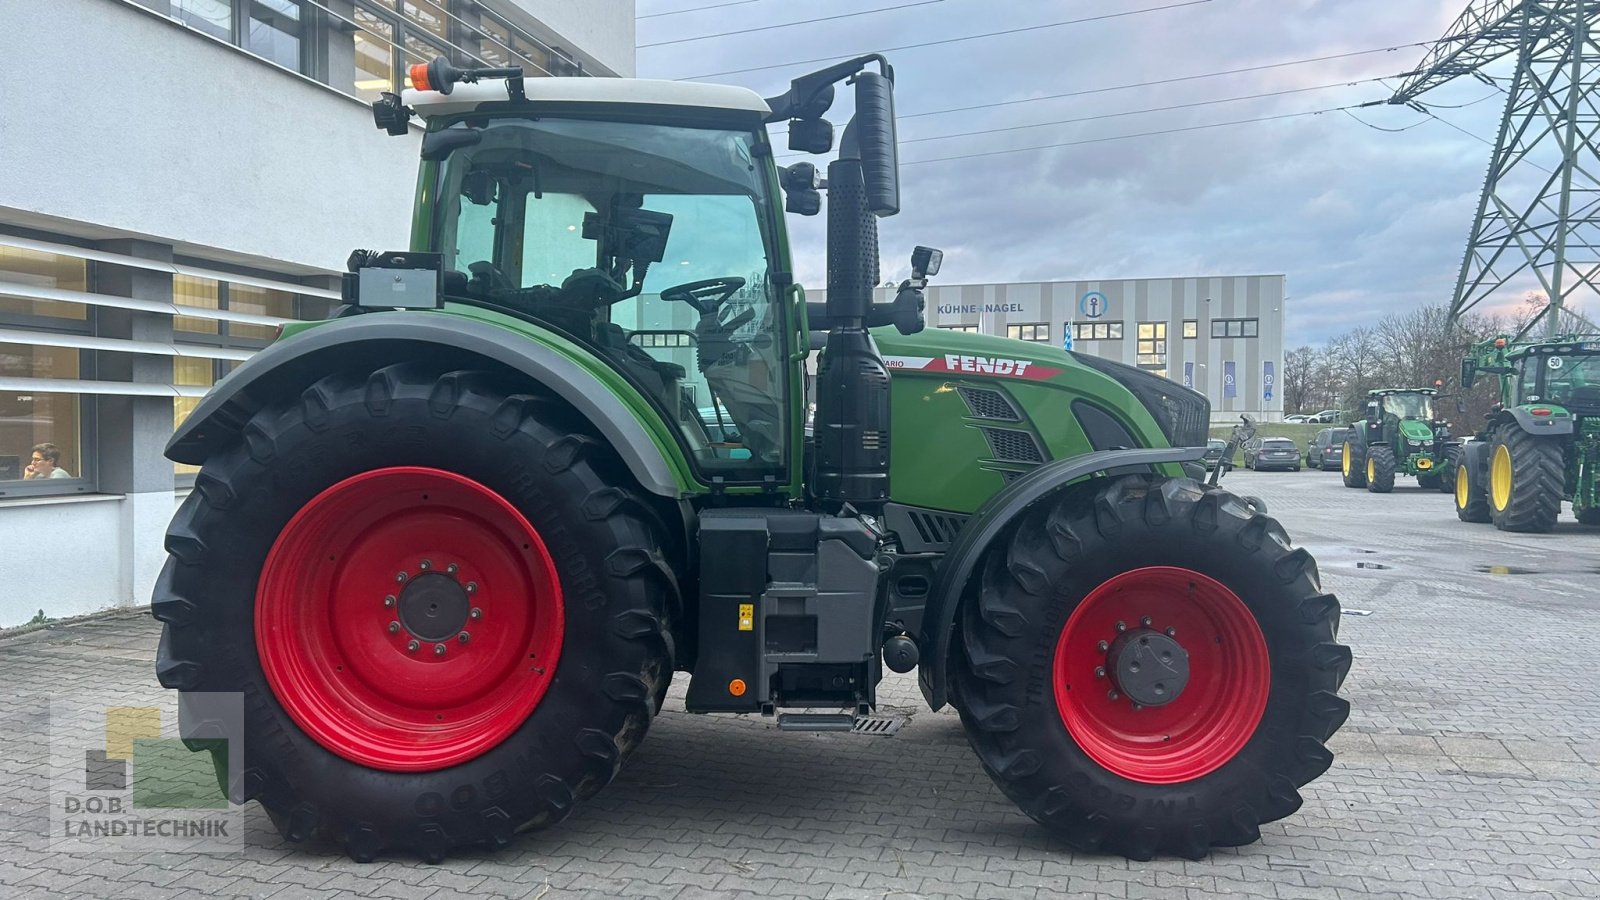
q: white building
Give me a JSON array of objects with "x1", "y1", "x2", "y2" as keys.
[
  {"x1": 0, "y1": 0, "x2": 633, "y2": 626},
  {"x1": 913, "y1": 275, "x2": 1287, "y2": 424}
]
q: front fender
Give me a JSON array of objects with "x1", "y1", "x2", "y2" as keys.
[
  {"x1": 1496, "y1": 405, "x2": 1576, "y2": 437},
  {"x1": 917, "y1": 445, "x2": 1206, "y2": 710},
  {"x1": 167, "y1": 313, "x2": 694, "y2": 498}
]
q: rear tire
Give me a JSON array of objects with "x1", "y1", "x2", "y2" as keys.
[
  {"x1": 1438, "y1": 445, "x2": 1461, "y2": 494},
  {"x1": 1488, "y1": 425, "x2": 1563, "y2": 533},
  {"x1": 1455, "y1": 444, "x2": 1492, "y2": 523},
  {"x1": 1341, "y1": 440, "x2": 1367, "y2": 488},
  {"x1": 1365, "y1": 446, "x2": 1395, "y2": 493},
  {"x1": 154, "y1": 365, "x2": 677, "y2": 861},
  {"x1": 953, "y1": 477, "x2": 1350, "y2": 860}
]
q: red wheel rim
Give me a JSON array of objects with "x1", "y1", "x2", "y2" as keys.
[
  {"x1": 256, "y1": 467, "x2": 563, "y2": 772},
  {"x1": 1052, "y1": 566, "x2": 1269, "y2": 784}
]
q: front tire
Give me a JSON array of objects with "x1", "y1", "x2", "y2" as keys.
[
  {"x1": 1365, "y1": 446, "x2": 1395, "y2": 493},
  {"x1": 952, "y1": 477, "x2": 1350, "y2": 860},
  {"x1": 1455, "y1": 444, "x2": 1492, "y2": 523},
  {"x1": 1341, "y1": 440, "x2": 1367, "y2": 488},
  {"x1": 154, "y1": 365, "x2": 677, "y2": 861},
  {"x1": 1488, "y1": 425, "x2": 1563, "y2": 533}
]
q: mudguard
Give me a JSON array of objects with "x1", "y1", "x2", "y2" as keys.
[
  {"x1": 166, "y1": 313, "x2": 688, "y2": 498},
  {"x1": 1498, "y1": 405, "x2": 1575, "y2": 437},
  {"x1": 917, "y1": 445, "x2": 1206, "y2": 710}
]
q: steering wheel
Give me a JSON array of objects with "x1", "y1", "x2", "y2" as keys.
[{"x1": 661, "y1": 277, "x2": 746, "y2": 314}]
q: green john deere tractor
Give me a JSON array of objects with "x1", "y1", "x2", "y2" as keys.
[
  {"x1": 1340, "y1": 388, "x2": 1458, "y2": 493},
  {"x1": 153, "y1": 55, "x2": 1349, "y2": 862},
  {"x1": 1452, "y1": 334, "x2": 1600, "y2": 531}
]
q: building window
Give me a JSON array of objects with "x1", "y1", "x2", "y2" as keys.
[
  {"x1": 246, "y1": 1, "x2": 304, "y2": 70},
  {"x1": 1210, "y1": 318, "x2": 1260, "y2": 339},
  {"x1": 0, "y1": 246, "x2": 90, "y2": 324},
  {"x1": 1072, "y1": 322, "x2": 1123, "y2": 341},
  {"x1": 1183, "y1": 319, "x2": 1197, "y2": 339},
  {"x1": 1136, "y1": 322, "x2": 1167, "y2": 369},
  {"x1": 1006, "y1": 323, "x2": 1049, "y2": 342},
  {"x1": 174, "y1": 0, "x2": 233, "y2": 40},
  {"x1": 941, "y1": 324, "x2": 979, "y2": 333},
  {"x1": 174, "y1": 359, "x2": 240, "y2": 476},
  {"x1": 0, "y1": 344, "x2": 85, "y2": 483},
  {"x1": 173, "y1": 276, "x2": 310, "y2": 349}
]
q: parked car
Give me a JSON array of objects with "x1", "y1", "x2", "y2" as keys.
[
  {"x1": 1306, "y1": 427, "x2": 1350, "y2": 470},
  {"x1": 1283, "y1": 414, "x2": 1314, "y2": 423},
  {"x1": 1244, "y1": 436, "x2": 1302, "y2": 471},
  {"x1": 1201, "y1": 438, "x2": 1234, "y2": 471},
  {"x1": 1313, "y1": 409, "x2": 1342, "y2": 423}
]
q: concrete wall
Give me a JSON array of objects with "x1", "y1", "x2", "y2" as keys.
[
  {"x1": 504, "y1": 0, "x2": 636, "y2": 77},
  {"x1": 0, "y1": 496, "x2": 125, "y2": 626},
  {"x1": 0, "y1": 0, "x2": 420, "y2": 276}
]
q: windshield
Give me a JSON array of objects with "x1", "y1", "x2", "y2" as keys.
[
  {"x1": 1380, "y1": 393, "x2": 1434, "y2": 420},
  {"x1": 1539, "y1": 352, "x2": 1600, "y2": 407},
  {"x1": 434, "y1": 118, "x2": 788, "y2": 476},
  {"x1": 1263, "y1": 439, "x2": 1295, "y2": 448}
]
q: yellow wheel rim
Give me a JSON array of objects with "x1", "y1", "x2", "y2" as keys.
[
  {"x1": 1490, "y1": 443, "x2": 1512, "y2": 512},
  {"x1": 1342, "y1": 444, "x2": 1352, "y2": 476},
  {"x1": 1455, "y1": 465, "x2": 1470, "y2": 509},
  {"x1": 1367, "y1": 457, "x2": 1376, "y2": 482}
]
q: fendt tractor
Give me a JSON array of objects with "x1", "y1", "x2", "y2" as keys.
[
  {"x1": 1452, "y1": 334, "x2": 1600, "y2": 531},
  {"x1": 1340, "y1": 388, "x2": 1457, "y2": 494},
  {"x1": 153, "y1": 56, "x2": 1350, "y2": 862}
]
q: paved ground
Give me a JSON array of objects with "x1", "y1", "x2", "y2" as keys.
[{"x1": 3, "y1": 469, "x2": 1600, "y2": 899}]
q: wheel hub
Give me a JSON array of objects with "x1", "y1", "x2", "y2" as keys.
[
  {"x1": 1107, "y1": 629, "x2": 1189, "y2": 707},
  {"x1": 397, "y1": 572, "x2": 470, "y2": 642}
]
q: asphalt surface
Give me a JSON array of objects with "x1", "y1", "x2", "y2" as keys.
[{"x1": 2, "y1": 468, "x2": 1599, "y2": 899}]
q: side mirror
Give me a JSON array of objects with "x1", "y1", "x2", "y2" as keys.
[
  {"x1": 1461, "y1": 359, "x2": 1477, "y2": 389},
  {"x1": 788, "y1": 118, "x2": 834, "y2": 154},
  {"x1": 1366, "y1": 401, "x2": 1379, "y2": 420},
  {"x1": 1456, "y1": 398, "x2": 1468, "y2": 414},
  {"x1": 912, "y1": 245, "x2": 942, "y2": 278},
  {"x1": 852, "y1": 70, "x2": 900, "y2": 216}
]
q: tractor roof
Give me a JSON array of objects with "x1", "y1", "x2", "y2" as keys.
[
  {"x1": 1504, "y1": 335, "x2": 1600, "y2": 357},
  {"x1": 1368, "y1": 388, "x2": 1438, "y2": 396},
  {"x1": 404, "y1": 77, "x2": 771, "y2": 120}
]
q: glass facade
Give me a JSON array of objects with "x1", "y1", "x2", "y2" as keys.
[
  {"x1": 0, "y1": 344, "x2": 82, "y2": 483},
  {"x1": 1211, "y1": 318, "x2": 1259, "y2": 338},
  {"x1": 1005, "y1": 323, "x2": 1049, "y2": 342},
  {"x1": 1072, "y1": 322, "x2": 1122, "y2": 341},
  {"x1": 1137, "y1": 322, "x2": 1167, "y2": 371}
]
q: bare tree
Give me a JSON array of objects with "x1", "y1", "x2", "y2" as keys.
[{"x1": 1282, "y1": 345, "x2": 1315, "y2": 414}]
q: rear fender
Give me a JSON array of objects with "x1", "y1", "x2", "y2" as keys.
[
  {"x1": 916, "y1": 446, "x2": 1205, "y2": 710},
  {"x1": 166, "y1": 313, "x2": 693, "y2": 498},
  {"x1": 1495, "y1": 406, "x2": 1575, "y2": 438}
]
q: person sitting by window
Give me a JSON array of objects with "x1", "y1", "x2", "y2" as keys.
[{"x1": 24, "y1": 443, "x2": 73, "y2": 480}]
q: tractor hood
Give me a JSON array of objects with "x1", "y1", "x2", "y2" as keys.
[{"x1": 1399, "y1": 419, "x2": 1435, "y2": 442}]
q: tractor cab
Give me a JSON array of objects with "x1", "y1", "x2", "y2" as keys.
[{"x1": 1508, "y1": 340, "x2": 1600, "y2": 413}]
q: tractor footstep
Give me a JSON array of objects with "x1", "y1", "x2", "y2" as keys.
[{"x1": 776, "y1": 713, "x2": 905, "y2": 735}]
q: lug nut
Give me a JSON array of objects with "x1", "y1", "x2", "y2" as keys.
[
  {"x1": 1115, "y1": 621, "x2": 1126, "y2": 633},
  {"x1": 407, "y1": 640, "x2": 420, "y2": 653},
  {"x1": 1108, "y1": 690, "x2": 1120, "y2": 701},
  {"x1": 395, "y1": 572, "x2": 408, "y2": 583},
  {"x1": 465, "y1": 582, "x2": 478, "y2": 594},
  {"x1": 1131, "y1": 702, "x2": 1143, "y2": 711},
  {"x1": 1140, "y1": 616, "x2": 1152, "y2": 627},
  {"x1": 387, "y1": 621, "x2": 401, "y2": 634},
  {"x1": 1096, "y1": 640, "x2": 1109, "y2": 652},
  {"x1": 434, "y1": 643, "x2": 447, "y2": 657},
  {"x1": 458, "y1": 631, "x2": 470, "y2": 644},
  {"x1": 447, "y1": 563, "x2": 459, "y2": 575},
  {"x1": 469, "y1": 607, "x2": 482, "y2": 620},
  {"x1": 1094, "y1": 666, "x2": 1106, "y2": 679},
  {"x1": 384, "y1": 595, "x2": 396, "y2": 608},
  {"x1": 1166, "y1": 627, "x2": 1177, "y2": 637},
  {"x1": 420, "y1": 559, "x2": 432, "y2": 570}
]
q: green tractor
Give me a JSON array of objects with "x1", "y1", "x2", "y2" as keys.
[
  {"x1": 1452, "y1": 334, "x2": 1600, "y2": 531},
  {"x1": 153, "y1": 56, "x2": 1349, "y2": 862},
  {"x1": 1340, "y1": 388, "x2": 1457, "y2": 493}
]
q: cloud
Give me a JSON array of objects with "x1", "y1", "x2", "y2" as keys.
[{"x1": 636, "y1": 0, "x2": 1576, "y2": 344}]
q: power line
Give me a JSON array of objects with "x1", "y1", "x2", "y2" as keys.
[
  {"x1": 895, "y1": 104, "x2": 1359, "y2": 167},
  {"x1": 680, "y1": 0, "x2": 1216, "y2": 80},
  {"x1": 640, "y1": 0, "x2": 945, "y2": 49},
  {"x1": 638, "y1": 0, "x2": 762, "y2": 19},
  {"x1": 884, "y1": 77, "x2": 1394, "y2": 149},
  {"x1": 1341, "y1": 107, "x2": 1430, "y2": 133}
]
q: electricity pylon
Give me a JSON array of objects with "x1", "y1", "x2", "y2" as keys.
[{"x1": 1391, "y1": 0, "x2": 1600, "y2": 337}]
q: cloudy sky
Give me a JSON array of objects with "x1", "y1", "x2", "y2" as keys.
[{"x1": 630, "y1": 0, "x2": 1566, "y2": 345}]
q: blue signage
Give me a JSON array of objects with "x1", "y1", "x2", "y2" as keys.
[
  {"x1": 1263, "y1": 361, "x2": 1275, "y2": 401},
  {"x1": 1183, "y1": 361, "x2": 1194, "y2": 388},
  {"x1": 1223, "y1": 361, "x2": 1237, "y2": 399},
  {"x1": 1079, "y1": 291, "x2": 1108, "y2": 319}
]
